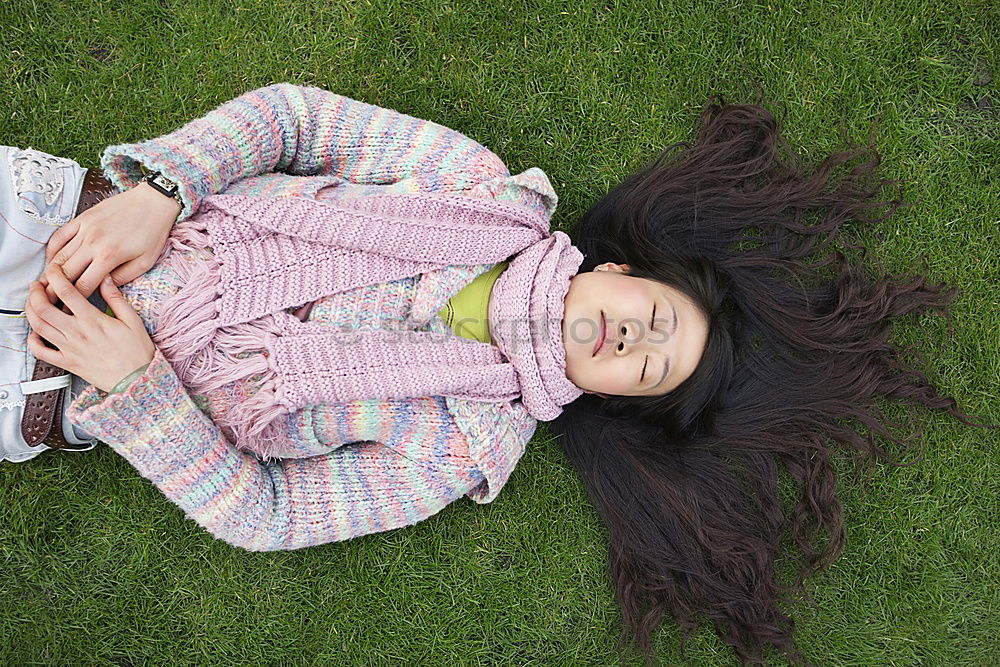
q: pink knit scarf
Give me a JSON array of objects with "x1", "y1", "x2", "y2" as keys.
[{"x1": 150, "y1": 192, "x2": 584, "y2": 454}]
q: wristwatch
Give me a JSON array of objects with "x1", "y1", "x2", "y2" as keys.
[{"x1": 141, "y1": 170, "x2": 182, "y2": 204}]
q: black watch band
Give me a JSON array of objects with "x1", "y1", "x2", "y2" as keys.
[{"x1": 142, "y1": 170, "x2": 182, "y2": 203}]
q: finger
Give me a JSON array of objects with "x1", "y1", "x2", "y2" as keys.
[
  {"x1": 39, "y1": 274, "x2": 67, "y2": 308},
  {"x1": 27, "y1": 282, "x2": 74, "y2": 330},
  {"x1": 55, "y1": 243, "x2": 96, "y2": 293},
  {"x1": 43, "y1": 245, "x2": 90, "y2": 302},
  {"x1": 43, "y1": 264, "x2": 95, "y2": 315},
  {"x1": 45, "y1": 217, "x2": 80, "y2": 264},
  {"x1": 74, "y1": 261, "x2": 116, "y2": 299},
  {"x1": 109, "y1": 256, "x2": 151, "y2": 288},
  {"x1": 24, "y1": 291, "x2": 68, "y2": 347},
  {"x1": 39, "y1": 274, "x2": 55, "y2": 305},
  {"x1": 27, "y1": 331, "x2": 67, "y2": 367},
  {"x1": 44, "y1": 281, "x2": 76, "y2": 308},
  {"x1": 48, "y1": 230, "x2": 86, "y2": 275},
  {"x1": 100, "y1": 276, "x2": 143, "y2": 328}
]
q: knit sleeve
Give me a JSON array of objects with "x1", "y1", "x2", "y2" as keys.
[
  {"x1": 256, "y1": 395, "x2": 490, "y2": 465},
  {"x1": 99, "y1": 83, "x2": 511, "y2": 221},
  {"x1": 64, "y1": 347, "x2": 486, "y2": 552}
]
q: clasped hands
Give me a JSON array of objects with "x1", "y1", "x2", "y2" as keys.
[{"x1": 24, "y1": 181, "x2": 181, "y2": 393}]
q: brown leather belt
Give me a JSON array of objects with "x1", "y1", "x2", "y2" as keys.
[{"x1": 21, "y1": 168, "x2": 118, "y2": 450}]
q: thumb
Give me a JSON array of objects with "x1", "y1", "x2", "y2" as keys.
[{"x1": 101, "y1": 276, "x2": 140, "y2": 325}]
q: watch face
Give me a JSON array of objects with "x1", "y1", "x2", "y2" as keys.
[{"x1": 152, "y1": 174, "x2": 177, "y2": 192}]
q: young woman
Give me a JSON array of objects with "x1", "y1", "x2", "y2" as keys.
[{"x1": 2, "y1": 84, "x2": 988, "y2": 664}]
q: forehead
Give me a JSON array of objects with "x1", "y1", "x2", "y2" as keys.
[
  {"x1": 600, "y1": 270, "x2": 659, "y2": 292},
  {"x1": 618, "y1": 273, "x2": 678, "y2": 303}
]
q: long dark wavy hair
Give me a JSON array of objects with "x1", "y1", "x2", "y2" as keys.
[{"x1": 549, "y1": 99, "x2": 994, "y2": 665}]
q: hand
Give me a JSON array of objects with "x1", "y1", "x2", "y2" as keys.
[
  {"x1": 40, "y1": 180, "x2": 181, "y2": 303},
  {"x1": 26, "y1": 264, "x2": 156, "y2": 393}
]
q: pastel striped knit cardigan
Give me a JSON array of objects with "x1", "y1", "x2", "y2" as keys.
[{"x1": 65, "y1": 83, "x2": 557, "y2": 552}]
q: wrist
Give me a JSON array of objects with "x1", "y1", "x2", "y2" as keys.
[
  {"x1": 135, "y1": 181, "x2": 182, "y2": 218},
  {"x1": 108, "y1": 361, "x2": 152, "y2": 395}
]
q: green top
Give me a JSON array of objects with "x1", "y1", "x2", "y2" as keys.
[{"x1": 436, "y1": 261, "x2": 508, "y2": 344}]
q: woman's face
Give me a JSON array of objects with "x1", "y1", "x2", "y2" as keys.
[{"x1": 561, "y1": 263, "x2": 709, "y2": 397}]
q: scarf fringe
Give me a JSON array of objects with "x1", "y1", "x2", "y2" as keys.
[
  {"x1": 230, "y1": 417, "x2": 290, "y2": 463},
  {"x1": 153, "y1": 215, "x2": 295, "y2": 459},
  {"x1": 218, "y1": 365, "x2": 291, "y2": 461},
  {"x1": 154, "y1": 216, "x2": 222, "y2": 375}
]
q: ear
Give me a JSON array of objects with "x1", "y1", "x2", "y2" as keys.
[{"x1": 596, "y1": 262, "x2": 630, "y2": 274}]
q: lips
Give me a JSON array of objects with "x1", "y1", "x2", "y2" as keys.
[{"x1": 592, "y1": 311, "x2": 607, "y2": 357}]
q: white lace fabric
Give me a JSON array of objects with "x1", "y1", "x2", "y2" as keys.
[{"x1": 8, "y1": 147, "x2": 77, "y2": 226}]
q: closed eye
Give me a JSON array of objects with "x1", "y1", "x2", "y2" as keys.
[{"x1": 639, "y1": 302, "x2": 657, "y2": 384}]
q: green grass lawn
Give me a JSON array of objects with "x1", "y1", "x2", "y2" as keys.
[{"x1": 1, "y1": 0, "x2": 997, "y2": 664}]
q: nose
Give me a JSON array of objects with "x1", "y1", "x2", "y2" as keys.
[{"x1": 613, "y1": 320, "x2": 657, "y2": 356}]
